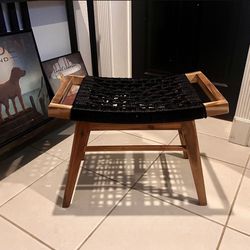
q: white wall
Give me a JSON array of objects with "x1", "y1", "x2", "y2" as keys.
[
  {"x1": 94, "y1": 1, "x2": 131, "y2": 77},
  {"x1": 28, "y1": 1, "x2": 71, "y2": 61},
  {"x1": 109, "y1": 1, "x2": 131, "y2": 77},
  {"x1": 73, "y1": 1, "x2": 92, "y2": 75},
  {"x1": 27, "y1": 0, "x2": 130, "y2": 76},
  {"x1": 28, "y1": 1, "x2": 92, "y2": 74}
]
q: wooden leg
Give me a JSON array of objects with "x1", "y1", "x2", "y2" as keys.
[
  {"x1": 63, "y1": 122, "x2": 90, "y2": 208},
  {"x1": 181, "y1": 121, "x2": 207, "y2": 206},
  {"x1": 178, "y1": 129, "x2": 188, "y2": 159}
]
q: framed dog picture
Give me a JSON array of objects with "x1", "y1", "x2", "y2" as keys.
[
  {"x1": 0, "y1": 31, "x2": 50, "y2": 148},
  {"x1": 42, "y1": 52, "x2": 88, "y2": 96}
]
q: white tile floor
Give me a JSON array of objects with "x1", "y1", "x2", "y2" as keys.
[{"x1": 0, "y1": 117, "x2": 250, "y2": 250}]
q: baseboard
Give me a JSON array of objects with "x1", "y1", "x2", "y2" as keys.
[{"x1": 229, "y1": 117, "x2": 250, "y2": 146}]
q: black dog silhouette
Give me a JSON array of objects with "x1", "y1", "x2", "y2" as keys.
[{"x1": 0, "y1": 67, "x2": 26, "y2": 121}]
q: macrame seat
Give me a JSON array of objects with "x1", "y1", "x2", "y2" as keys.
[
  {"x1": 48, "y1": 71, "x2": 228, "y2": 208},
  {"x1": 71, "y1": 74, "x2": 207, "y2": 123}
]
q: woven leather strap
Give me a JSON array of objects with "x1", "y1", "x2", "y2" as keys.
[{"x1": 71, "y1": 74, "x2": 206, "y2": 123}]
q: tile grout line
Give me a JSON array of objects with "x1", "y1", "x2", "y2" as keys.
[
  {"x1": 18, "y1": 127, "x2": 240, "y2": 248},
  {"x1": 91, "y1": 148, "x2": 247, "y2": 230},
  {"x1": 0, "y1": 214, "x2": 55, "y2": 250},
  {"x1": 34, "y1": 129, "x2": 249, "y2": 172},
  {"x1": 59, "y1": 126, "x2": 246, "y2": 246},
  {"x1": 121, "y1": 129, "x2": 250, "y2": 169},
  {"x1": 197, "y1": 131, "x2": 232, "y2": 141},
  {"x1": 84, "y1": 132, "x2": 177, "y2": 190},
  {"x1": 29, "y1": 147, "x2": 70, "y2": 162},
  {"x1": 216, "y1": 154, "x2": 250, "y2": 249},
  {"x1": 76, "y1": 153, "x2": 163, "y2": 249},
  {"x1": 197, "y1": 130, "x2": 250, "y2": 168},
  {"x1": 168, "y1": 133, "x2": 179, "y2": 145},
  {"x1": 226, "y1": 225, "x2": 250, "y2": 237},
  {"x1": 183, "y1": 132, "x2": 250, "y2": 169},
  {"x1": 0, "y1": 132, "x2": 105, "y2": 250},
  {"x1": 120, "y1": 130, "x2": 178, "y2": 145},
  {"x1": 80, "y1": 131, "x2": 248, "y2": 235},
  {"x1": 120, "y1": 128, "x2": 232, "y2": 143},
  {"x1": 30, "y1": 131, "x2": 105, "y2": 161},
  {"x1": 3, "y1": 126, "x2": 246, "y2": 248},
  {"x1": 83, "y1": 132, "x2": 221, "y2": 233},
  {"x1": 125, "y1": 147, "x2": 225, "y2": 226},
  {"x1": 0, "y1": 125, "x2": 232, "y2": 248},
  {"x1": 121, "y1": 127, "x2": 250, "y2": 168},
  {"x1": 84, "y1": 132, "x2": 246, "y2": 230},
  {"x1": 134, "y1": 188, "x2": 225, "y2": 227},
  {"x1": 0, "y1": 160, "x2": 65, "y2": 209},
  {"x1": 102, "y1": 129, "x2": 249, "y2": 161},
  {"x1": 75, "y1": 188, "x2": 131, "y2": 250},
  {"x1": 0, "y1": 131, "x2": 161, "y2": 250},
  {"x1": 81, "y1": 136, "x2": 228, "y2": 245},
  {"x1": 0, "y1": 132, "x2": 106, "y2": 249},
  {"x1": 199, "y1": 155, "x2": 248, "y2": 170},
  {"x1": 85, "y1": 151, "x2": 163, "y2": 191},
  {"x1": 88, "y1": 131, "x2": 106, "y2": 145},
  {"x1": 89, "y1": 163, "x2": 227, "y2": 229},
  {"x1": 82, "y1": 130, "x2": 177, "y2": 190},
  {"x1": 79, "y1": 144, "x2": 231, "y2": 248}
]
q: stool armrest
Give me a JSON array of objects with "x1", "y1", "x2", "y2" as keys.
[
  {"x1": 48, "y1": 75, "x2": 83, "y2": 119},
  {"x1": 185, "y1": 71, "x2": 229, "y2": 116}
]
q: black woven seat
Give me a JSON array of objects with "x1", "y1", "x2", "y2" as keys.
[{"x1": 71, "y1": 74, "x2": 207, "y2": 123}]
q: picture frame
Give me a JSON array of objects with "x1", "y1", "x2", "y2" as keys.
[
  {"x1": 0, "y1": 31, "x2": 50, "y2": 148},
  {"x1": 42, "y1": 52, "x2": 88, "y2": 102}
]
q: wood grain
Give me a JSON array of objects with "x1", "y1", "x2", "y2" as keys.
[
  {"x1": 63, "y1": 122, "x2": 90, "y2": 208},
  {"x1": 181, "y1": 121, "x2": 207, "y2": 205},
  {"x1": 85, "y1": 145, "x2": 186, "y2": 152},
  {"x1": 48, "y1": 72, "x2": 229, "y2": 120},
  {"x1": 185, "y1": 71, "x2": 229, "y2": 116},
  {"x1": 178, "y1": 129, "x2": 188, "y2": 159}
]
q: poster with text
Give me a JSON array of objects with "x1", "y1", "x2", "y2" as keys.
[{"x1": 42, "y1": 52, "x2": 88, "y2": 95}]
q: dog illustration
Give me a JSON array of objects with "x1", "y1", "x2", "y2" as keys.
[{"x1": 0, "y1": 67, "x2": 26, "y2": 121}]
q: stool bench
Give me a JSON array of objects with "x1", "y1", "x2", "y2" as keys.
[{"x1": 48, "y1": 71, "x2": 228, "y2": 208}]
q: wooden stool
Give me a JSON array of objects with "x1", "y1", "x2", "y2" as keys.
[{"x1": 48, "y1": 71, "x2": 228, "y2": 208}]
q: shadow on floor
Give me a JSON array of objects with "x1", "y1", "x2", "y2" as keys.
[
  {"x1": 0, "y1": 121, "x2": 74, "y2": 180},
  {"x1": 49, "y1": 152, "x2": 238, "y2": 216}
]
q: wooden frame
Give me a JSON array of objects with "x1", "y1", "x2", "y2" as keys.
[
  {"x1": 48, "y1": 75, "x2": 83, "y2": 119},
  {"x1": 48, "y1": 71, "x2": 229, "y2": 119},
  {"x1": 62, "y1": 120, "x2": 207, "y2": 208},
  {"x1": 185, "y1": 71, "x2": 229, "y2": 116},
  {"x1": 0, "y1": 31, "x2": 50, "y2": 148},
  {"x1": 42, "y1": 51, "x2": 88, "y2": 95},
  {"x1": 47, "y1": 71, "x2": 229, "y2": 208}
]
